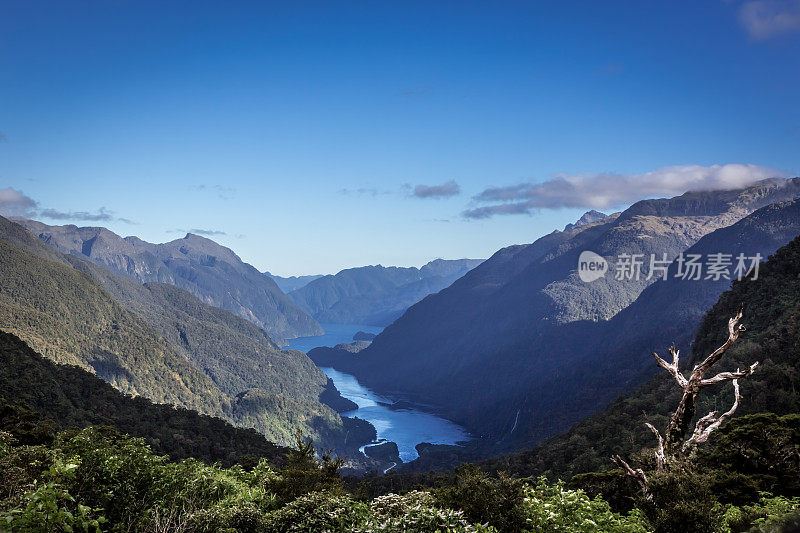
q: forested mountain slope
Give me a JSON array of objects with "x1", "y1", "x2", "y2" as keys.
[
  {"x1": 16, "y1": 219, "x2": 321, "y2": 343},
  {"x1": 65, "y1": 257, "x2": 331, "y2": 407},
  {"x1": 0, "y1": 330, "x2": 288, "y2": 466},
  {"x1": 288, "y1": 258, "x2": 483, "y2": 326},
  {"x1": 63, "y1": 258, "x2": 367, "y2": 450},
  {"x1": 0, "y1": 216, "x2": 370, "y2": 452},
  {"x1": 0, "y1": 237, "x2": 227, "y2": 416},
  {"x1": 343, "y1": 179, "x2": 800, "y2": 450},
  {"x1": 485, "y1": 230, "x2": 800, "y2": 480}
]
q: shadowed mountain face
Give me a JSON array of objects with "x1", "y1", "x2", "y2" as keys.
[
  {"x1": 338, "y1": 178, "x2": 800, "y2": 453},
  {"x1": 485, "y1": 230, "x2": 800, "y2": 480},
  {"x1": 265, "y1": 272, "x2": 324, "y2": 293},
  {"x1": 476, "y1": 198, "x2": 800, "y2": 451},
  {"x1": 0, "y1": 215, "x2": 371, "y2": 453},
  {"x1": 14, "y1": 220, "x2": 322, "y2": 344},
  {"x1": 288, "y1": 258, "x2": 484, "y2": 326}
]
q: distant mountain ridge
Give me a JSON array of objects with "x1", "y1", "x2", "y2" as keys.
[
  {"x1": 288, "y1": 258, "x2": 484, "y2": 326},
  {"x1": 265, "y1": 272, "x2": 325, "y2": 293},
  {"x1": 15, "y1": 220, "x2": 322, "y2": 344},
  {"x1": 336, "y1": 177, "x2": 800, "y2": 456}
]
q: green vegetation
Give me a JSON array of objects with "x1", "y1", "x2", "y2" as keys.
[
  {"x1": 65, "y1": 257, "x2": 368, "y2": 450},
  {"x1": 0, "y1": 239, "x2": 227, "y2": 416},
  {"x1": 0, "y1": 216, "x2": 370, "y2": 452},
  {"x1": 4, "y1": 420, "x2": 795, "y2": 532},
  {"x1": 68, "y1": 258, "x2": 324, "y2": 402},
  {"x1": 484, "y1": 234, "x2": 800, "y2": 481},
  {"x1": 357, "y1": 417, "x2": 800, "y2": 531},
  {"x1": 0, "y1": 422, "x2": 659, "y2": 532},
  {"x1": 0, "y1": 329, "x2": 289, "y2": 465},
  {"x1": 0, "y1": 322, "x2": 376, "y2": 472}
]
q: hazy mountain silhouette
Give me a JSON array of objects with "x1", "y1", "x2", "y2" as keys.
[
  {"x1": 288, "y1": 258, "x2": 484, "y2": 326},
  {"x1": 265, "y1": 272, "x2": 324, "y2": 293}
]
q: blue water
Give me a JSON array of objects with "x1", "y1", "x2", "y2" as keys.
[
  {"x1": 321, "y1": 367, "x2": 470, "y2": 462},
  {"x1": 287, "y1": 324, "x2": 471, "y2": 462},
  {"x1": 286, "y1": 323, "x2": 384, "y2": 353}
]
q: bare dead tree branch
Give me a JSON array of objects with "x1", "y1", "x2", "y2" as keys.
[
  {"x1": 691, "y1": 305, "x2": 746, "y2": 378},
  {"x1": 612, "y1": 306, "x2": 758, "y2": 496},
  {"x1": 645, "y1": 422, "x2": 666, "y2": 473},
  {"x1": 612, "y1": 455, "x2": 651, "y2": 499},
  {"x1": 683, "y1": 380, "x2": 742, "y2": 453},
  {"x1": 700, "y1": 363, "x2": 759, "y2": 386},
  {"x1": 664, "y1": 305, "x2": 751, "y2": 452},
  {"x1": 652, "y1": 346, "x2": 688, "y2": 388}
]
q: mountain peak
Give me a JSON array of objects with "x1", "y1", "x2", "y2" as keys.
[
  {"x1": 564, "y1": 210, "x2": 607, "y2": 231},
  {"x1": 182, "y1": 232, "x2": 215, "y2": 243},
  {"x1": 11, "y1": 219, "x2": 323, "y2": 342}
]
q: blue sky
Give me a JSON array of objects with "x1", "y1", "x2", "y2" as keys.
[{"x1": 1, "y1": 1, "x2": 799, "y2": 275}]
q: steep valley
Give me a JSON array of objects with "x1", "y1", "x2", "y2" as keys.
[{"x1": 323, "y1": 179, "x2": 800, "y2": 462}]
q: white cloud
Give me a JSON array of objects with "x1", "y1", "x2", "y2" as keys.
[
  {"x1": 412, "y1": 180, "x2": 461, "y2": 199},
  {"x1": 0, "y1": 187, "x2": 38, "y2": 217},
  {"x1": 39, "y1": 207, "x2": 114, "y2": 222},
  {"x1": 190, "y1": 228, "x2": 226, "y2": 236},
  {"x1": 464, "y1": 164, "x2": 788, "y2": 219},
  {"x1": 0, "y1": 187, "x2": 134, "y2": 223},
  {"x1": 740, "y1": 0, "x2": 800, "y2": 40}
]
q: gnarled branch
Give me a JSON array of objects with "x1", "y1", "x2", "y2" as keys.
[
  {"x1": 663, "y1": 305, "x2": 754, "y2": 451},
  {"x1": 645, "y1": 422, "x2": 666, "y2": 473},
  {"x1": 613, "y1": 306, "x2": 758, "y2": 491},
  {"x1": 653, "y1": 346, "x2": 688, "y2": 388},
  {"x1": 683, "y1": 380, "x2": 741, "y2": 453},
  {"x1": 612, "y1": 454, "x2": 651, "y2": 498},
  {"x1": 690, "y1": 305, "x2": 746, "y2": 379},
  {"x1": 700, "y1": 362, "x2": 759, "y2": 386}
]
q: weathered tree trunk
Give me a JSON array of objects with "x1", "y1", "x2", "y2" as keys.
[
  {"x1": 659, "y1": 306, "x2": 754, "y2": 456},
  {"x1": 663, "y1": 367, "x2": 700, "y2": 457},
  {"x1": 613, "y1": 305, "x2": 759, "y2": 492}
]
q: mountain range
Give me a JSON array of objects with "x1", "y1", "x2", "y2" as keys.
[
  {"x1": 323, "y1": 177, "x2": 800, "y2": 458},
  {"x1": 265, "y1": 272, "x2": 324, "y2": 293},
  {"x1": 485, "y1": 229, "x2": 800, "y2": 482},
  {"x1": 5, "y1": 177, "x2": 800, "y2": 475},
  {"x1": 15, "y1": 220, "x2": 322, "y2": 344},
  {"x1": 0, "y1": 215, "x2": 373, "y2": 455},
  {"x1": 288, "y1": 258, "x2": 484, "y2": 326}
]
